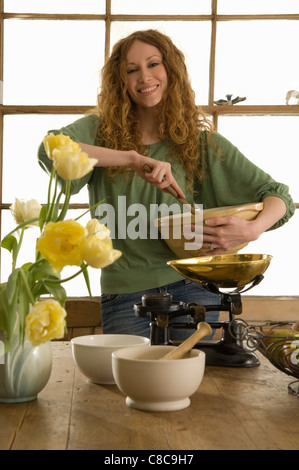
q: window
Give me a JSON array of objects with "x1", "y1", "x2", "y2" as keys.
[{"x1": 1, "y1": 1, "x2": 298, "y2": 296}]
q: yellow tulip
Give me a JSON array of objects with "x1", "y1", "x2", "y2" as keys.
[
  {"x1": 37, "y1": 219, "x2": 87, "y2": 272},
  {"x1": 43, "y1": 133, "x2": 78, "y2": 160},
  {"x1": 86, "y1": 218, "x2": 112, "y2": 239},
  {"x1": 10, "y1": 197, "x2": 41, "y2": 226},
  {"x1": 25, "y1": 299, "x2": 67, "y2": 346},
  {"x1": 52, "y1": 144, "x2": 97, "y2": 180},
  {"x1": 82, "y1": 234, "x2": 122, "y2": 269},
  {"x1": 43, "y1": 133, "x2": 97, "y2": 180},
  {"x1": 83, "y1": 219, "x2": 121, "y2": 269}
]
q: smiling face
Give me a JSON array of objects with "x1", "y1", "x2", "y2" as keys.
[{"x1": 126, "y1": 40, "x2": 168, "y2": 110}]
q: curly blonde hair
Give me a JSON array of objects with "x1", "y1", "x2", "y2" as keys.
[{"x1": 90, "y1": 29, "x2": 213, "y2": 186}]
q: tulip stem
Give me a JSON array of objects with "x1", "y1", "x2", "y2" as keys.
[
  {"x1": 75, "y1": 199, "x2": 105, "y2": 221},
  {"x1": 45, "y1": 166, "x2": 57, "y2": 223},
  {"x1": 12, "y1": 227, "x2": 25, "y2": 271},
  {"x1": 47, "y1": 166, "x2": 55, "y2": 207},
  {"x1": 2, "y1": 218, "x2": 41, "y2": 240},
  {"x1": 45, "y1": 263, "x2": 88, "y2": 284},
  {"x1": 43, "y1": 263, "x2": 92, "y2": 297},
  {"x1": 57, "y1": 180, "x2": 71, "y2": 221},
  {"x1": 46, "y1": 263, "x2": 92, "y2": 297}
]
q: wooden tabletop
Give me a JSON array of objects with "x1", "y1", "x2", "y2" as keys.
[{"x1": 1, "y1": 341, "x2": 298, "y2": 451}]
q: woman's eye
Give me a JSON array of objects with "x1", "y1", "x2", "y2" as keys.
[
  {"x1": 149, "y1": 62, "x2": 159, "y2": 68},
  {"x1": 127, "y1": 69, "x2": 136, "y2": 74}
]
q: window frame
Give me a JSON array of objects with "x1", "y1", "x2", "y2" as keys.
[{"x1": 0, "y1": 0, "x2": 298, "y2": 291}]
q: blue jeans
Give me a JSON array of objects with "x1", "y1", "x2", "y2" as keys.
[{"x1": 101, "y1": 280, "x2": 220, "y2": 341}]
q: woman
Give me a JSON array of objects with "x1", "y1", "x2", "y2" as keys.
[{"x1": 38, "y1": 29, "x2": 295, "y2": 340}]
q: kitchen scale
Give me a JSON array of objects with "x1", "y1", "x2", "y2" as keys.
[{"x1": 134, "y1": 254, "x2": 272, "y2": 368}]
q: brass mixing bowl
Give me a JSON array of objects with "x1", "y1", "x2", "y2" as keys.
[{"x1": 167, "y1": 254, "x2": 273, "y2": 289}]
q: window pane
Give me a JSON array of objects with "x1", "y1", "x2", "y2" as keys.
[
  {"x1": 218, "y1": 116, "x2": 299, "y2": 201},
  {"x1": 111, "y1": 21, "x2": 211, "y2": 105},
  {"x1": 218, "y1": 0, "x2": 299, "y2": 14},
  {"x1": 4, "y1": 0, "x2": 105, "y2": 13},
  {"x1": 238, "y1": 211, "x2": 299, "y2": 296},
  {"x1": 112, "y1": 0, "x2": 211, "y2": 14},
  {"x1": 3, "y1": 20, "x2": 105, "y2": 105},
  {"x1": 217, "y1": 116, "x2": 299, "y2": 296},
  {"x1": 215, "y1": 21, "x2": 299, "y2": 105},
  {"x1": 3, "y1": 114, "x2": 88, "y2": 203},
  {"x1": 217, "y1": 116, "x2": 299, "y2": 200},
  {"x1": 1, "y1": 209, "x2": 101, "y2": 296}
]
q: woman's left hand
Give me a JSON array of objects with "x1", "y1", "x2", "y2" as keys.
[
  {"x1": 184, "y1": 197, "x2": 287, "y2": 256},
  {"x1": 198, "y1": 216, "x2": 259, "y2": 255}
]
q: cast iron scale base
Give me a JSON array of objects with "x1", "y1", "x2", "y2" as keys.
[{"x1": 134, "y1": 276, "x2": 264, "y2": 368}]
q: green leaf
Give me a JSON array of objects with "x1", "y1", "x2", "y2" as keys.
[
  {"x1": 81, "y1": 263, "x2": 92, "y2": 298},
  {"x1": 0, "y1": 234, "x2": 18, "y2": 253},
  {"x1": 42, "y1": 281, "x2": 67, "y2": 306},
  {"x1": 0, "y1": 282, "x2": 7, "y2": 292},
  {"x1": 39, "y1": 205, "x2": 48, "y2": 231},
  {"x1": 19, "y1": 269, "x2": 35, "y2": 305},
  {"x1": 0, "y1": 283, "x2": 18, "y2": 340},
  {"x1": 0, "y1": 288, "x2": 9, "y2": 332},
  {"x1": 17, "y1": 286, "x2": 30, "y2": 344},
  {"x1": 31, "y1": 278, "x2": 63, "y2": 301},
  {"x1": 26, "y1": 258, "x2": 60, "y2": 283},
  {"x1": 7, "y1": 269, "x2": 20, "y2": 305},
  {"x1": 21, "y1": 262, "x2": 33, "y2": 271}
]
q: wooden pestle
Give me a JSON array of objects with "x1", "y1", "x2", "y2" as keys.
[{"x1": 161, "y1": 322, "x2": 212, "y2": 360}]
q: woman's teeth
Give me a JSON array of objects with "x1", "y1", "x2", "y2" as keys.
[{"x1": 140, "y1": 85, "x2": 158, "y2": 93}]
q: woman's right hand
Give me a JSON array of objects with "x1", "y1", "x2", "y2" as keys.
[
  {"x1": 130, "y1": 151, "x2": 186, "y2": 199},
  {"x1": 78, "y1": 143, "x2": 185, "y2": 199}
]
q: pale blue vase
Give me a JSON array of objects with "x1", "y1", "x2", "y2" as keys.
[{"x1": 0, "y1": 333, "x2": 52, "y2": 403}]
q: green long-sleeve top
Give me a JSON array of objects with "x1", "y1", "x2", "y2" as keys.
[{"x1": 37, "y1": 115, "x2": 295, "y2": 293}]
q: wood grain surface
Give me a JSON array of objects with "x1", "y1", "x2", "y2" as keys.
[{"x1": 1, "y1": 341, "x2": 298, "y2": 450}]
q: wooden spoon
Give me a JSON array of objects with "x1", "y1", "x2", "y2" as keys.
[
  {"x1": 143, "y1": 164, "x2": 196, "y2": 215},
  {"x1": 161, "y1": 322, "x2": 212, "y2": 360}
]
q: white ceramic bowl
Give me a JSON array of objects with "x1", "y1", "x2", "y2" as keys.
[
  {"x1": 154, "y1": 202, "x2": 263, "y2": 258},
  {"x1": 112, "y1": 345, "x2": 205, "y2": 411},
  {"x1": 71, "y1": 334, "x2": 150, "y2": 384}
]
